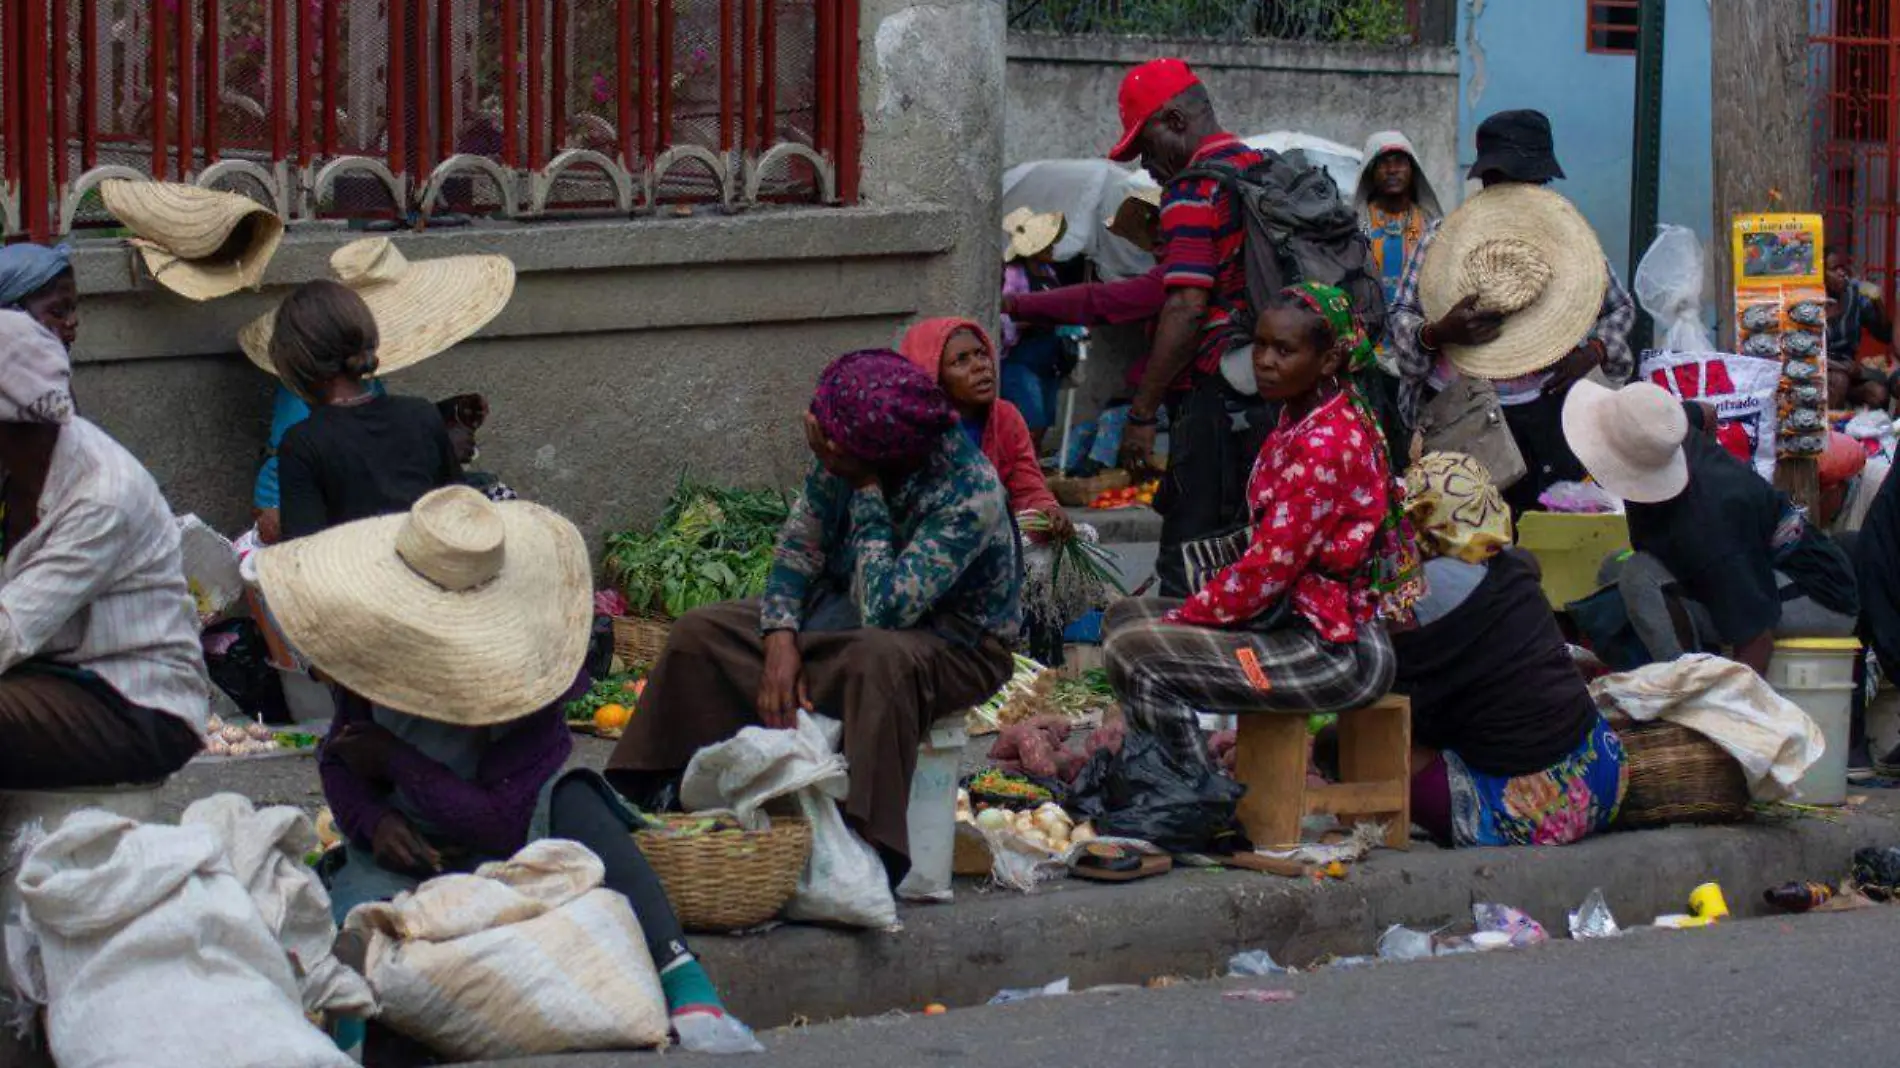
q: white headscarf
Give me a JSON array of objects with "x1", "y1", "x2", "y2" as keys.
[{"x1": 0, "y1": 310, "x2": 74, "y2": 425}]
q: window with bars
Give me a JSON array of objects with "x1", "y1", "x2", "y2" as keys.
[{"x1": 1586, "y1": 0, "x2": 1640, "y2": 55}]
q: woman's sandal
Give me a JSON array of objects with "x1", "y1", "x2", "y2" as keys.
[{"x1": 1069, "y1": 842, "x2": 1172, "y2": 883}]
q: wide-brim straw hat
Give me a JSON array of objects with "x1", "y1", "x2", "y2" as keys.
[
  {"x1": 255, "y1": 485, "x2": 591, "y2": 727},
  {"x1": 100, "y1": 180, "x2": 285, "y2": 301},
  {"x1": 1418, "y1": 184, "x2": 1607, "y2": 381},
  {"x1": 1561, "y1": 379, "x2": 1689, "y2": 504},
  {"x1": 1105, "y1": 186, "x2": 1163, "y2": 251},
  {"x1": 238, "y1": 236, "x2": 515, "y2": 376},
  {"x1": 1003, "y1": 207, "x2": 1066, "y2": 262}
]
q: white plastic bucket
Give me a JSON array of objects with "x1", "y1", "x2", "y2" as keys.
[
  {"x1": 896, "y1": 719, "x2": 967, "y2": 903},
  {"x1": 1769, "y1": 638, "x2": 1860, "y2": 806}
]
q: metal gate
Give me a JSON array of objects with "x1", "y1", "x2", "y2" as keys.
[{"x1": 1815, "y1": 0, "x2": 1900, "y2": 310}]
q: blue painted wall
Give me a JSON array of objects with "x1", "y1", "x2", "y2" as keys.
[{"x1": 1458, "y1": 0, "x2": 1713, "y2": 285}]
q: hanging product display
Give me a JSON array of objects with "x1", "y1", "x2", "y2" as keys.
[{"x1": 1731, "y1": 213, "x2": 1828, "y2": 459}]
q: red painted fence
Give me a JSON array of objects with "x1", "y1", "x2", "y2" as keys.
[
  {"x1": 1814, "y1": 0, "x2": 1899, "y2": 310},
  {"x1": 0, "y1": 0, "x2": 859, "y2": 242}
]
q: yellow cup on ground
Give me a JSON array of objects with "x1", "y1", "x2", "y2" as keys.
[{"x1": 1689, "y1": 882, "x2": 1730, "y2": 921}]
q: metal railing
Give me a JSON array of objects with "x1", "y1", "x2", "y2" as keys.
[
  {"x1": 1006, "y1": 0, "x2": 1448, "y2": 46},
  {"x1": 0, "y1": 0, "x2": 861, "y2": 243},
  {"x1": 1812, "y1": 0, "x2": 1898, "y2": 310}
]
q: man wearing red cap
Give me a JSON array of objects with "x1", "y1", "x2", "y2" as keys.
[{"x1": 1107, "y1": 58, "x2": 1269, "y2": 597}]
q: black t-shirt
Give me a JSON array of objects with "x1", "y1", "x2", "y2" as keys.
[
  {"x1": 1623, "y1": 404, "x2": 1786, "y2": 645},
  {"x1": 1390, "y1": 550, "x2": 1597, "y2": 776},
  {"x1": 278, "y1": 394, "x2": 461, "y2": 540}
]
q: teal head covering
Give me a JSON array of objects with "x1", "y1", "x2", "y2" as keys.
[{"x1": 0, "y1": 244, "x2": 73, "y2": 307}]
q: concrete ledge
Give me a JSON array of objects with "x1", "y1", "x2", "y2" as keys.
[
  {"x1": 694, "y1": 803, "x2": 1900, "y2": 1028},
  {"x1": 1007, "y1": 32, "x2": 1459, "y2": 78}
]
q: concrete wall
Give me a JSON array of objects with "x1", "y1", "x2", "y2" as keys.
[
  {"x1": 1005, "y1": 34, "x2": 1463, "y2": 212},
  {"x1": 1460, "y1": 0, "x2": 1714, "y2": 282},
  {"x1": 66, "y1": 0, "x2": 1005, "y2": 551}
]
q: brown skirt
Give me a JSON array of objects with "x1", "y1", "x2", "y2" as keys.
[{"x1": 606, "y1": 600, "x2": 1011, "y2": 865}]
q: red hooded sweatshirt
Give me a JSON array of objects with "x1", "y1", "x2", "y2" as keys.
[{"x1": 898, "y1": 316, "x2": 1062, "y2": 519}]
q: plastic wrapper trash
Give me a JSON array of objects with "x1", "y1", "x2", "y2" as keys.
[
  {"x1": 1537, "y1": 480, "x2": 1622, "y2": 514},
  {"x1": 989, "y1": 978, "x2": 1070, "y2": 1005},
  {"x1": 675, "y1": 1012, "x2": 765, "y2": 1056},
  {"x1": 1376, "y1": 925, "x2": 1437, "y2": 961},
  {"x1": 1226, "y1": 950, "x2": 1285, "y2": 977},
  {"x1": 1567, "y1": 888, "x2": 1623, "y2": 939},
  {"x1": 1472, "y1": 903, "x2": 1548, "y2": 947}
]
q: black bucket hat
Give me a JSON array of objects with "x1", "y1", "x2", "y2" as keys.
[{"x1": 1467, "y1": 109, "x2": 1565, "y2": 184}]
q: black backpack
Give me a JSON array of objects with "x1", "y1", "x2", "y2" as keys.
[{"x1": 1177, "y1": 149, "x2": 1387, "y2": 345}]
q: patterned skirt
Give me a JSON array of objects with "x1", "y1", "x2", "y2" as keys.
[{"x1": 1445, "y1": 714, "x2": 1629, "y2": 848}]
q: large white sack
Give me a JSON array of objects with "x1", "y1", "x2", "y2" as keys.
[
  {"x1": 11, "y1": 809, "x2": 348, "y2": 1068},
  {"x1": 343, "y1": 839, "x2": 668, "y2": 1060},
  {"x1": 181, "y1": 793, "x2": 375, "y2": 1017}
]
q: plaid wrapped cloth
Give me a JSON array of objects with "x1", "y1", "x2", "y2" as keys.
[{"x1": 1103, "y1": 597, "x2": 1395, "y2": 771}]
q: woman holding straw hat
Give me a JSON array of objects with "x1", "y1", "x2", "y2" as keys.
[
  {"x1": 609, "y1": 350, "x2": 1020, "y2": 885},
  {"x1": 1000, "y1": 206, "x2": 1073, "y2": 440},
  {"x1": 1386, "y1": 110, "x2": 1637, "y2": 515},
  {"x1": 1388, "y1": 452, "x2": 1625, "y2": 847},
  {"x1": 260, "y1": 486, "x2": 754, "y2": 1055}
]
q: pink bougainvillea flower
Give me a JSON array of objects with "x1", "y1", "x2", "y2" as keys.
[{"x1": 592, "y1": 73, "x2": 612, "y2": 104}]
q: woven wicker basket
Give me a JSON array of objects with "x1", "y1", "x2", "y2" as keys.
[
  {"x1": 1611, "y1": 715, "x2": 1750, "y2": 828},
  {"x1": 1049, "y1": 469, "x2": 1131, "y2": 508},
  {"x1": 637, "y1": 815, "x2": 812, "y2": 932},
  {"x1": 612, "y1": 614, "x2": 672, "y2": 667}
]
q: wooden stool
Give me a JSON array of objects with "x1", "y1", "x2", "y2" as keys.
[{"x1": 1233, "y1": 694, "x2": 1411, "y2": 851}]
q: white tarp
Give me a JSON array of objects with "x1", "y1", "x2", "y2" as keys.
[{"x1": 1001, "y1": 132, "x2": 1364, "y2": 283}]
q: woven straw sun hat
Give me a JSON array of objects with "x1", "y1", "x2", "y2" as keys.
[
  {"x1": 100, "y1": 180, "x2": 285, "y2": 301},
  {"x1": 1418, "y1": 184, "x2": 1608, "y2": 381},
  {"x1": 1561, "y1": 380, "x2": 1689, "y2": 504},
  {"x1": 1106, "y1": 185, "x2": 1163, "y2": 251},
  {"x1": 238, "y1": 236, "x2": 515, "y2": 376},
  {"x1": 255, "y1": 485, "x2": 591, "y2": 726},
  {"x1": 1003, "y1": 207, "x2": 1066, "y2": 263}
]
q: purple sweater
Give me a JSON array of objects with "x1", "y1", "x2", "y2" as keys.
[{"x1": 320, "y1": 674, "x2": 587, "y2": 859}]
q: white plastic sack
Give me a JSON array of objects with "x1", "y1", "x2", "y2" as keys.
[
  {"x1": 1639, "y1": 350, "x2": 1783, "y2": 481},
  {"x1": 10, "y1": 810, "x2": 348, "y2": 1068},
  {"x1": 181, "y1": 793, "x2": 375, "y2": 1018},
  {"x1": 1634, "y1": 224, "x2": 1716, "y2": 354},
  {"x1": 681, "y1": 711, "x2": 898, "y2": 928},
  {"x1": 1591, "y1": 654, "x2": 1825, "y2": 801},
  {"x1": 342, "y1": 839, "x2": 668, "y2": 1060}
]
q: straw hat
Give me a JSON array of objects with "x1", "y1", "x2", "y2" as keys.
[
  {"x1": 1561, "y1": 380, "x2": 1689, "y2": 504},
  {"x1": 101, "y1": 180, "x2": 285, "y2": 301},
  {"x1": 1003, "y1": 207, "x2": 1066, "y2": 263},
  {"x1": 1418, "y1": 184, "x2": 1607, "y2": 381},
  {"x1": 254, "y1": 485, "x2": 591, "y2": 726},
  {"x1": 1106, "y1": 186, "x2": 1163, "y2": 252},
  {"x1": 238, "y1": 237, "x2": 515, "y2": 376}
]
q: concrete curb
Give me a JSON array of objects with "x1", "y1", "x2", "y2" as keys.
[{"x1": 694, "y1": 803, "x2": 1900, "y2": 1028}]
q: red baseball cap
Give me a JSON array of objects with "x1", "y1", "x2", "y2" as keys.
[{"x1": 1108, "y1": 58, "x2": 1200, "y2": 163}]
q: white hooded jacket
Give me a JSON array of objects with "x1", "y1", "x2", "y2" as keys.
[{"x1": 1352, "y1": 130, "x2": 1444, "y2": 225}]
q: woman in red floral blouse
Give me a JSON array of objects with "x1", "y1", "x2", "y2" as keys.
[{"x1": 1103, "y1": 282, "x2": 1421, "y2": 770}]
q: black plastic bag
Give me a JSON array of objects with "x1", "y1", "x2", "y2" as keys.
[
  {"x1": 1068, "y1": 731, "x2": 1250, "y2": 855},
  {"x1": 202, "y1": 619, "x2": 289, "y2": 724},
  {"x1": 1853, "y1": 846, "x2": 1900, "y2": 901}
]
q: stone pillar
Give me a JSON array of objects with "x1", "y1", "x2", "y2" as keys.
[{"x1": 856, "y1": 0, "x2": 1007, "y2": 340}]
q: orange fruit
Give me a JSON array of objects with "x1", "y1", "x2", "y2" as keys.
[
  {"x1": 923, "y1": 1004, "x2": 948, "y2": 1016},
  {"x1": 594, "y1": 703, "x2": 633, "y2": 731}
]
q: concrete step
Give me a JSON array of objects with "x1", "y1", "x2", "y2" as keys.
[{"x1": 688, "y1": 796, "x2": 1900, "y2": 1029}]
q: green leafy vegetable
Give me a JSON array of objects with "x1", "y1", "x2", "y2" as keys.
[
  {"x1": 604, "y1": 473, "x2": 794, "y2": 619},
  {"x1": 564, "y1": 672, "x2": 643, "y2": 722}
]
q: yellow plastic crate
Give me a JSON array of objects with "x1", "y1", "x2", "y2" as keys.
[{"x1": 1515, "y1": 511, "x2": 1631, "y2": 608}]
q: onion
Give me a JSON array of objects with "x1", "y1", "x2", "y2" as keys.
[
  {"x1": 1070, "y1": 823, "x2": 1097, "y2": 845},
  {"x1": 975, "y1": 808, "x2": 1010, "y2": 831}
]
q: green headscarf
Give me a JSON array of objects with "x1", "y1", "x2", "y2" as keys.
[{"x1": 1280, "y1": 281, "x2": 1423, "y2": 621}]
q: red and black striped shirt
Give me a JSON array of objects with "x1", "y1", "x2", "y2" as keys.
[{"x1": 1158, "y1": 132, "x2": 1266, "y2": 380}]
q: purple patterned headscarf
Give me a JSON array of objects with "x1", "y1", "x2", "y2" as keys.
[{"x1": 810, "y1": 348, "x2": 956, "y2": 467}]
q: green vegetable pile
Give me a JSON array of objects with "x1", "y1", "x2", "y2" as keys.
[
  {"x1": 604, "y1": 474, "x2": 794, "y2": 619},
  {"x1": 563, "y1": 672, "x2": 643, "y2": 722}
]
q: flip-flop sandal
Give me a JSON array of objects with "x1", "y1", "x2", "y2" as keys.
[{"x1": 1070, "y1": 843, "x2": 1172, "y2": 883}]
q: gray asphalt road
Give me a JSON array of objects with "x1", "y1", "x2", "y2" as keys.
[{"x1": 493, "y1": 908, "x2": 1900, "y2": 1067}]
